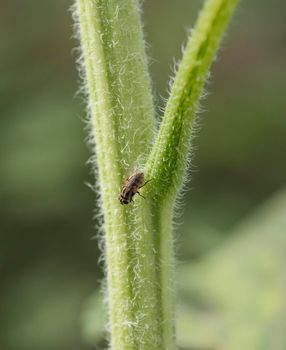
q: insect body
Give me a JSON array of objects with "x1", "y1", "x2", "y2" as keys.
[{"x1": 119, "y1": 171, "x2": 149, "y2": 205}]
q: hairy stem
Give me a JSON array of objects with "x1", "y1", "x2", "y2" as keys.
[
  {"x1": 145, "y1": 0, "x2": 239, "y2": 197},
  {"x1": 74, "y1": 0, "x2": 239, "y2": 349},
  {"x1": 74, "y1": 0, "x2": 159, "y2": 349},
  {"x1": 141, "y1": 0, "x2": 238, "y2": 347}
]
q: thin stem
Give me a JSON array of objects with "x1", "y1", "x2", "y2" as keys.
[
  {"x1": 141, "y1": 0, "x2": 239, "y2": 347},
  {"x1": 145, "y1": 0, "x2": 239, "y2": 198}
]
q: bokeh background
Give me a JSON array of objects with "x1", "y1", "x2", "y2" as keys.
[{"x1": 1, "y1": 1, "x2": 286, "y2": 349}]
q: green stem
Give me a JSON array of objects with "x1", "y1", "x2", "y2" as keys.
[
  {"x1": 74, "y1": 0, "x2": 160, "y2": 349},
  {"x1": 74, "y1": 0, "x2": 239, "y2": 349},
  {"x1": 145, "y1": 0, "x2": 239, "y2": 196},
  {"x1": 141, "y1": 0, "x2": 238, "y2": 347}
]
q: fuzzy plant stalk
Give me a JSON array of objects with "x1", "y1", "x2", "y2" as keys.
[{"x1": 73, "y1": 0, "x2": 238, "y2": 349}]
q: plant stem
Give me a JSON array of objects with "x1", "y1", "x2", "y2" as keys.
[
  {"x1": 74, "y1": 0, "x2": 159, "y2": 349},
  {"x1": 74, "y1": 0, "x2": 239, "y2": 349},
  {"x1": 141, "y1": 0, "x2": 238, "y2": 347},
  {"x1": 145, "y1": 0, "x2": 239, "y2": 197}
]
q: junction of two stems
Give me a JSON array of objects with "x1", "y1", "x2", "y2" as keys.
[{"x1": 75, "y1": 0, "x2": 238, "y2": 348}]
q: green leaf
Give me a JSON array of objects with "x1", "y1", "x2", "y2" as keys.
[{"x1": 178, "y1": 188, "x2": 286, "y2": 350}]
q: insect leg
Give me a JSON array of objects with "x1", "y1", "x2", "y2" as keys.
[
  {"x1": 137, "y1": 191, "x2": 146, "y2": 199},
  {"x1": 139, "y1": 178, "x2": 153, "y2": 189}
]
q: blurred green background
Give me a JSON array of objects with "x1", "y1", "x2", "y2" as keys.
[{"x1": 1, "y1": 1, "x2": 286, "y2": 349}]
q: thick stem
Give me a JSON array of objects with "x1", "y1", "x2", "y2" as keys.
[
  {"x1": 74, "y1": 0, "x2": 239, "y2": 349},
  {"x1": 74, "y1": 0, "x2": 166, "y2": 349}
]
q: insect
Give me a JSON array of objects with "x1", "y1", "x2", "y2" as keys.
[{"x1": 119, "y1": 171, "x2": 151, "y2": 205}]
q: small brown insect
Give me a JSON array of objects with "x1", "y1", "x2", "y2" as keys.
[{"x1": 119, "y1": 171, "x2": 150, "y2": 205}]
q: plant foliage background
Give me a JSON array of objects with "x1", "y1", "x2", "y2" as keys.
[{"x1": 1, "y1": 0, "x2": 286, "y2": 349}]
